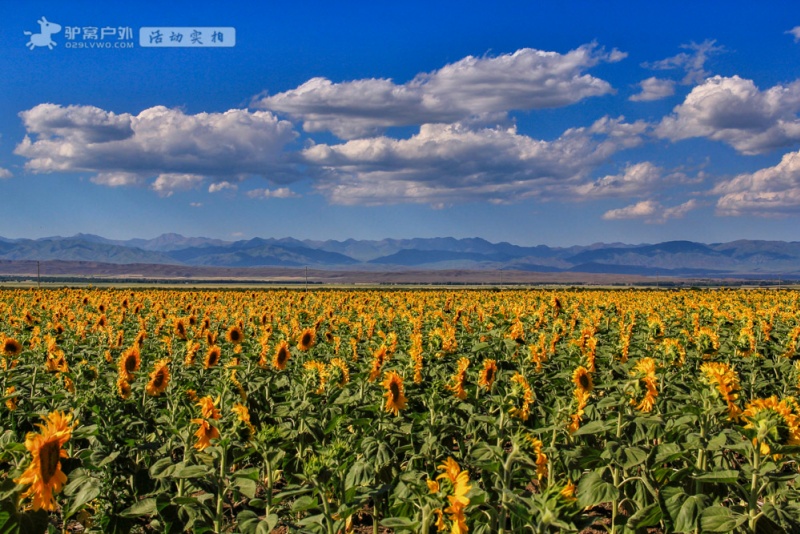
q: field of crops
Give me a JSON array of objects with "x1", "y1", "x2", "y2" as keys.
[{"x1": 2, "y1": 287, "x2": 800, "y2": 533}]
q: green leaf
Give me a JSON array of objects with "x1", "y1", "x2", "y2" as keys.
[
  {"x1": 172, "y1": 464, "x2": 213, "y2": 479},
  {"x1": 700, "y1": 506, "x2": 747, "y2": 532},
  {"x1": 233, "y1": 476, "x2": 257, "y2": 499},
  {"x1": 577, "y1": 470, "x2": 618, "y2": 508},
  {"x1": 674, "y1": 495, "x2": 707, "y2": 533},
  {"x1": 120, "y1": 498, "x2": 157, "y2": 518},
  {"x1": 149, "y1": 457, "x2": 177, "y2": 479},
  {"x1": 621, "y1": 447, "x2": 647, "y2": 469},
  {"x1": 693, "y1": 470, "x2": 739, "y2": 483},
  {"x1": 653, "y1": 441, "x2": 681, "y2": 461},
  {"x1": 626, "y1": 502, "x2": 662, "y2": 531},
  {"x1": 63, "y1": 476, "x2": 101, "y2": 519},
  {"x1": 381, "y1": 517, "x2": 420, "y2": 531},
  {"x1": 345, "y1": 461, "x2": 372, "y2": 491},
  {"x1": 571, "y1": 420, "x2": 610, "y2": 437},
  {"x1": 291, "y1": 495, "x2": 318, "y2": 512}
]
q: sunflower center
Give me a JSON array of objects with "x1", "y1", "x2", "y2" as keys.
[
  {"x1": 579, "y1": 374, "x2": 590, "y2": 390},
  {"x1": 152, "y1": 370, "x2": 166, "y2": 389},
  {"x1": 390, "y1": 382, "x2": 400, "y2": 402},
  {"x1": 39, "y1": 440, "x2": 61, "y2": 484},
  {"x1": 301, "y1": 333, "x2": 312, "y2": 347},
  {"x1": 125, "y1": 355, "x2": 137, "y2": 374},
  {"x1": 485, "y1": 368, "x2": 495, "y2": 383},
  {"x1": 277, "y1": 347, "x2": 289, "y2": 365},
  {"x1": 231, "y1": 330, "x2": 241, "y2": 341}
]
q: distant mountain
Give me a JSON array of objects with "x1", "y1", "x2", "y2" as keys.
[
  {"x1": 0, "y1": 237, "x2": 176, "y2": 264},
  {"x1": 166, "y1": 238, "x2": 359, "y2": 267},
  {"x1": 2, "y1": 234, "x2": 800, "y2": 277}
]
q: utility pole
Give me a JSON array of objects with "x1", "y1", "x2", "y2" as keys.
[{"x1": 37, "y1": 261, "x2": 40, "y2": 289}]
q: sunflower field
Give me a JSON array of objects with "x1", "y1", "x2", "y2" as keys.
[{"x1": 2, "y1": 287, "x2": 800, "y2": 533}]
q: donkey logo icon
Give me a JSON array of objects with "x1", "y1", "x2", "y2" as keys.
[{"x1": 24, "y1": 17, "x2": 62, "y2": 50}]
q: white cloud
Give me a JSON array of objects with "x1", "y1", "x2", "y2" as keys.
[
  {"x1": 656, "y1": 75, "x2": 800, "y2": 154},
  {"x1": 602, "y1": 199, "x2": 659, "y2": 219},
  {"x1": 15, "y1": 103, "x2": 298, "y2": 189},
  {"x1": 643, "y1": 39, "x2": 724, "y2": 85},
  {"x1": 787, "y1": 26, "x2": 800, "y2": 42},
  {"x1": 602, "y1": 199, "x2": 698, "y2": 223},
  {"x1": 572, "y1": 162, "x2": 663, "y2": 198},
  {"x1": 303, "y1": 116, "x2": 646, "y2": 205},
  {"x1": 256, "y1": 44, "x2": 625, "y2": 139},
  {"x1": 151, "y1": 173, "x2": 205, "y2": 197},
  {"x1": 190, "y1": 202, "x2": 203, "y2": 208},
  {"x1": 90, "y1": 171, "x2": 145, "y2": 187},
  {"x1": 208, "y1": 181, "x2": 238, "y2": 193},
  {"x1": 246, "y1": 187, "x2": 300, "y2": 199},
  {"x1": 714, "y1": 149, "x2": 800, "y2": 216},
  {"x1": 629, "y1": 77, "x2": 675, "y2": 102},
  {"x1": 0, "y1": 167, "x2": 12, "y2": 179}
]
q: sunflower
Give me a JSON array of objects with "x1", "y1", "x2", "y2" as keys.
[
  {"x1": 436, "y1": 457, "x2": 471, "y2": 533},
  {"x1": 478, "y1": 359, "x2": 497, "y2": 389},
  {"x1": 14, "y1": 411, "x2": 74, "y2": 511},
  {"x1": 382, "y1": 371, "x2": 407, "y2": 416},
  {"x1": 572, "y1": 366, "x2": 593, "y2": 394},
  {"x1": 294, "y1": 327, "x2": 314, "y2": 353},
  {"x1": 560, "y1": 481, "x2": 577, "y2": 501},
  {"x1": 118, "y1": 346, "x2": 140, "y2": 381},
  {"x1": 272, "y1": 341, "x2": 290, "y2": 370},
  {"x1": 146, "y1": 359, "x2": 170, "y2": 396},
  {"x1": 448, "y1": 358, "x2": 470, "y2": 400},
  {"x1": 525, "y1": 435, "x2": 548, "y2": 480},
  {"x1": 368, "y1": 346, "x2": 388, "y2": 382},
  {"x1": 742, "y1": 396, "x2": 800, "y2": 455},
  {"x1": 204, "y1": 345, "x2": 222, "y2": 369},
  {"x1": 328, "y1": 357, "x2": 350, "y2": 386},
  {"x1": 117, "y1": 377, "x2": 132, "y2": 399},
  {"x1": 191, "y1": 418, "x2": 219, "y2": 451},
  {"x1": 232, "y1": 402, "x2": 256, "y2": 441},
  {"x1": 226, "y1": 325, "x2": 244, "y2": 345},
  {"x1": 173, "y1": 318, "x2": 188, "y2": 340},
  {"x1": 700, "y1": 362, "x2": 741, "y2": 419},
  {"x1": 2, "y1": 337, "x2": 23, "y2": 356},
  {"x1": 5, "y1": 386, "x2": 17, "y2": 411},
  {"x1": 631, "y1": 357, "x2": 658, "y2": 413},
  {"x1": 510, "y1": 372, "x2": 534, "y2": 421},
  {"x1": 197, "y1": 396, "x2": 221, "y2": 420}
]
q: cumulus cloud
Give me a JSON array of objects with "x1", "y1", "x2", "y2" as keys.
[
  {"x1": 602, "y1": 199, "x2": 698, "y2": 223},
  {"x1": 255, "y1": 44, "x2": 625, "y2": 138},
  {"x1": 15, "y1": 103, "x2": 298, "y2": 189},
  {"x1": 629, "y1": 77, "x2": 675, "y2": 102},
  {"x1": 656, "y1": 75, "x2": 800, "y2": 154},
  {"x1": 246, "y1": 187, "x2": 300, "y2": 199},
  {"x1": 643, "y1": 39, "x2": 724, "y2": 85},
  {"x1": 208, "y1": 181, "x2": 238, "y2": 193},
  {"x1": 90, "y1": 171, "x2": 145, "y2": 187},
  {"x1": 302, "y1": 116, "x2": 646, "y2": 205},
  {"x1": 190, "y1": 202, "x2": 203, "y2": 208},
  {"x1": 787, "y1": 26, "x2": 800, "y2": 42},
  {"x1": 714, "y1": 149, "x2": 800, "y2": 216},
  {"x1": 151, "y1": 173, "x2": 205, "y2": 197},
  {"x1": 0, "y1": 167, "x2": 12, "y2": 179},
  {"x1": 572, "y1": 162, "x2": 664, "y2": 198}
]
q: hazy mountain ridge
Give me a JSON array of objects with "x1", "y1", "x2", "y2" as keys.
[{"x1": 2, "y1": 234, "x2": 800, "y2": 276}]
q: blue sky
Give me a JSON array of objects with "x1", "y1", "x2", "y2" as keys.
[{"x1": 3, "y1": 1, "x2": 800, "y2": 246}]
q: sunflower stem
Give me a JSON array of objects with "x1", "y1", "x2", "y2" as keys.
[{"x1": 215, "y1": 444, "x2": 228, "y2": 533}]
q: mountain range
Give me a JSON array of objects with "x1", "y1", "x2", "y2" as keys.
[{"x1": 1, "y1": 233, "x2": 800, "y2": 278}]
